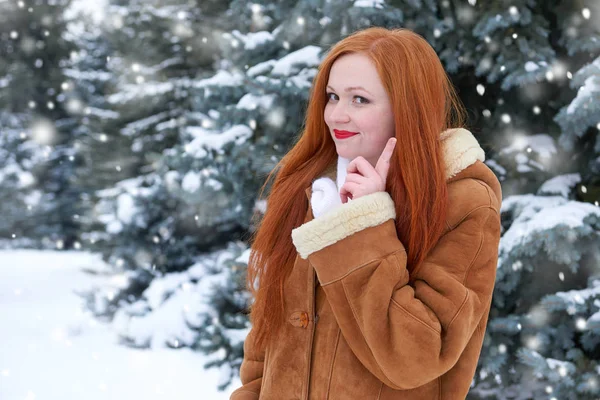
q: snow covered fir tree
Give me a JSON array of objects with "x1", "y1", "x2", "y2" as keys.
[
  {"x1": 1, "y1": 0, "x2": 600, "y2": 398},
  {"x1": 0, "y1": 0, "x2": 89, "y2": 250}
]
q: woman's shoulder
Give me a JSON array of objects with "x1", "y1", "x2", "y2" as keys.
[{"x1": 446, "y1": 160, "x2": 502, "y2": 226}]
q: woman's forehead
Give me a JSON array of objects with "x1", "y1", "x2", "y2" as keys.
[{"x1": 328, "y1": 54, "x2": 385, "y2": 95}]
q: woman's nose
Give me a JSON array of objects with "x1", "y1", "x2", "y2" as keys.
[{"x1": 329, "y1": 102, "x2": 350, "y2": 123}]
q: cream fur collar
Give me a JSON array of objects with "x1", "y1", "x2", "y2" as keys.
[{"x1": 439, "y1": 127, "x2": 486, "y2": 180}]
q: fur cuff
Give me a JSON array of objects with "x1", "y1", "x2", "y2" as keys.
[{"x1": 291, "y1": 191, "x2": 396, "y2": 259}]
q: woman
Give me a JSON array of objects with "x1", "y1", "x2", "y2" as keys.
[{"x1": 231, "y1": 27, "x2": 502, "y2": 400}]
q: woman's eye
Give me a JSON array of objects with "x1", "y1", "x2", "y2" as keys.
[{"x1": 326, "y1": 92, "x2": 369, "y2": 104}]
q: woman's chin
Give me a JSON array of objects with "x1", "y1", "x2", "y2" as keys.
[{"x1": 335, "y1": 148, "x2": 358, "y2": 160}]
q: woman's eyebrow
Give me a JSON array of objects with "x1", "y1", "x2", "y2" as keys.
[{"x1": 326, "y1": 85, "x2": 372, "y2": 95}]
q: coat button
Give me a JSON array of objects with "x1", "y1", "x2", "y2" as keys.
[{"x1": 289, "y1": 311, "x2": 310, "y2": 328}]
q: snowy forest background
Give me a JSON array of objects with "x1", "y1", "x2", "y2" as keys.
[{"x1": 1, "y1": 0, "x2": 600, "y2": 399}]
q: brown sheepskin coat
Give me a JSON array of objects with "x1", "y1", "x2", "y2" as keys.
[{"x1": 231, "y1": 128, "x2": 502, "y2": 399}]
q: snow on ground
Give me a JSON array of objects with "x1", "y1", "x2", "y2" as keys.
[{"x1": 0, "y1": 249, "x2": 239, "y2": 400}]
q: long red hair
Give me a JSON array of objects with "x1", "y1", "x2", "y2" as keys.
[{"x1": 246, "y1": 27, "x2": 466, "y2": 350}]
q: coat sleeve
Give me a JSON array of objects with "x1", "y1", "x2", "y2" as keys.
[
  {"x1": 229, "y1": 326, "x2": 265, "y2": 400},
  {"x1": 291, "y1": 188, "x2": 501, "y2": 390}
]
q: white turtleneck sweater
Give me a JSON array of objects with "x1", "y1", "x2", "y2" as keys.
[{"x1": 310, "y1": 156, "x2": 352, "y2": 218}]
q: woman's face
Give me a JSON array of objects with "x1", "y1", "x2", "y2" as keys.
[{"x1": 324, "y1": 52, "x2": 395, "y2": 167}]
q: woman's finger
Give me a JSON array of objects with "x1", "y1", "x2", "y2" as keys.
[
  {"x1": 343, "y1": 172, "x2": 369, "y2": 184},
  {"x1": 346, "y1": 156, "x2": 378, "y2": 179},
  {"x1": 375, "y1": 137, "x2": 397, "y2": 181},
  {"x1": 339, "y1": 181, "x2": 359, "y2": 203}
]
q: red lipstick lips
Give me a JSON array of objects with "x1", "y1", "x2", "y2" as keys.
[{"x1": 334, "y1": 129, "x2": 359, "y2": 139}]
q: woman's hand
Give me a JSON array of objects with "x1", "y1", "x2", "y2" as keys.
[{"x1": 339, "y1": 137, "x2": 397, "y2": 204}]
